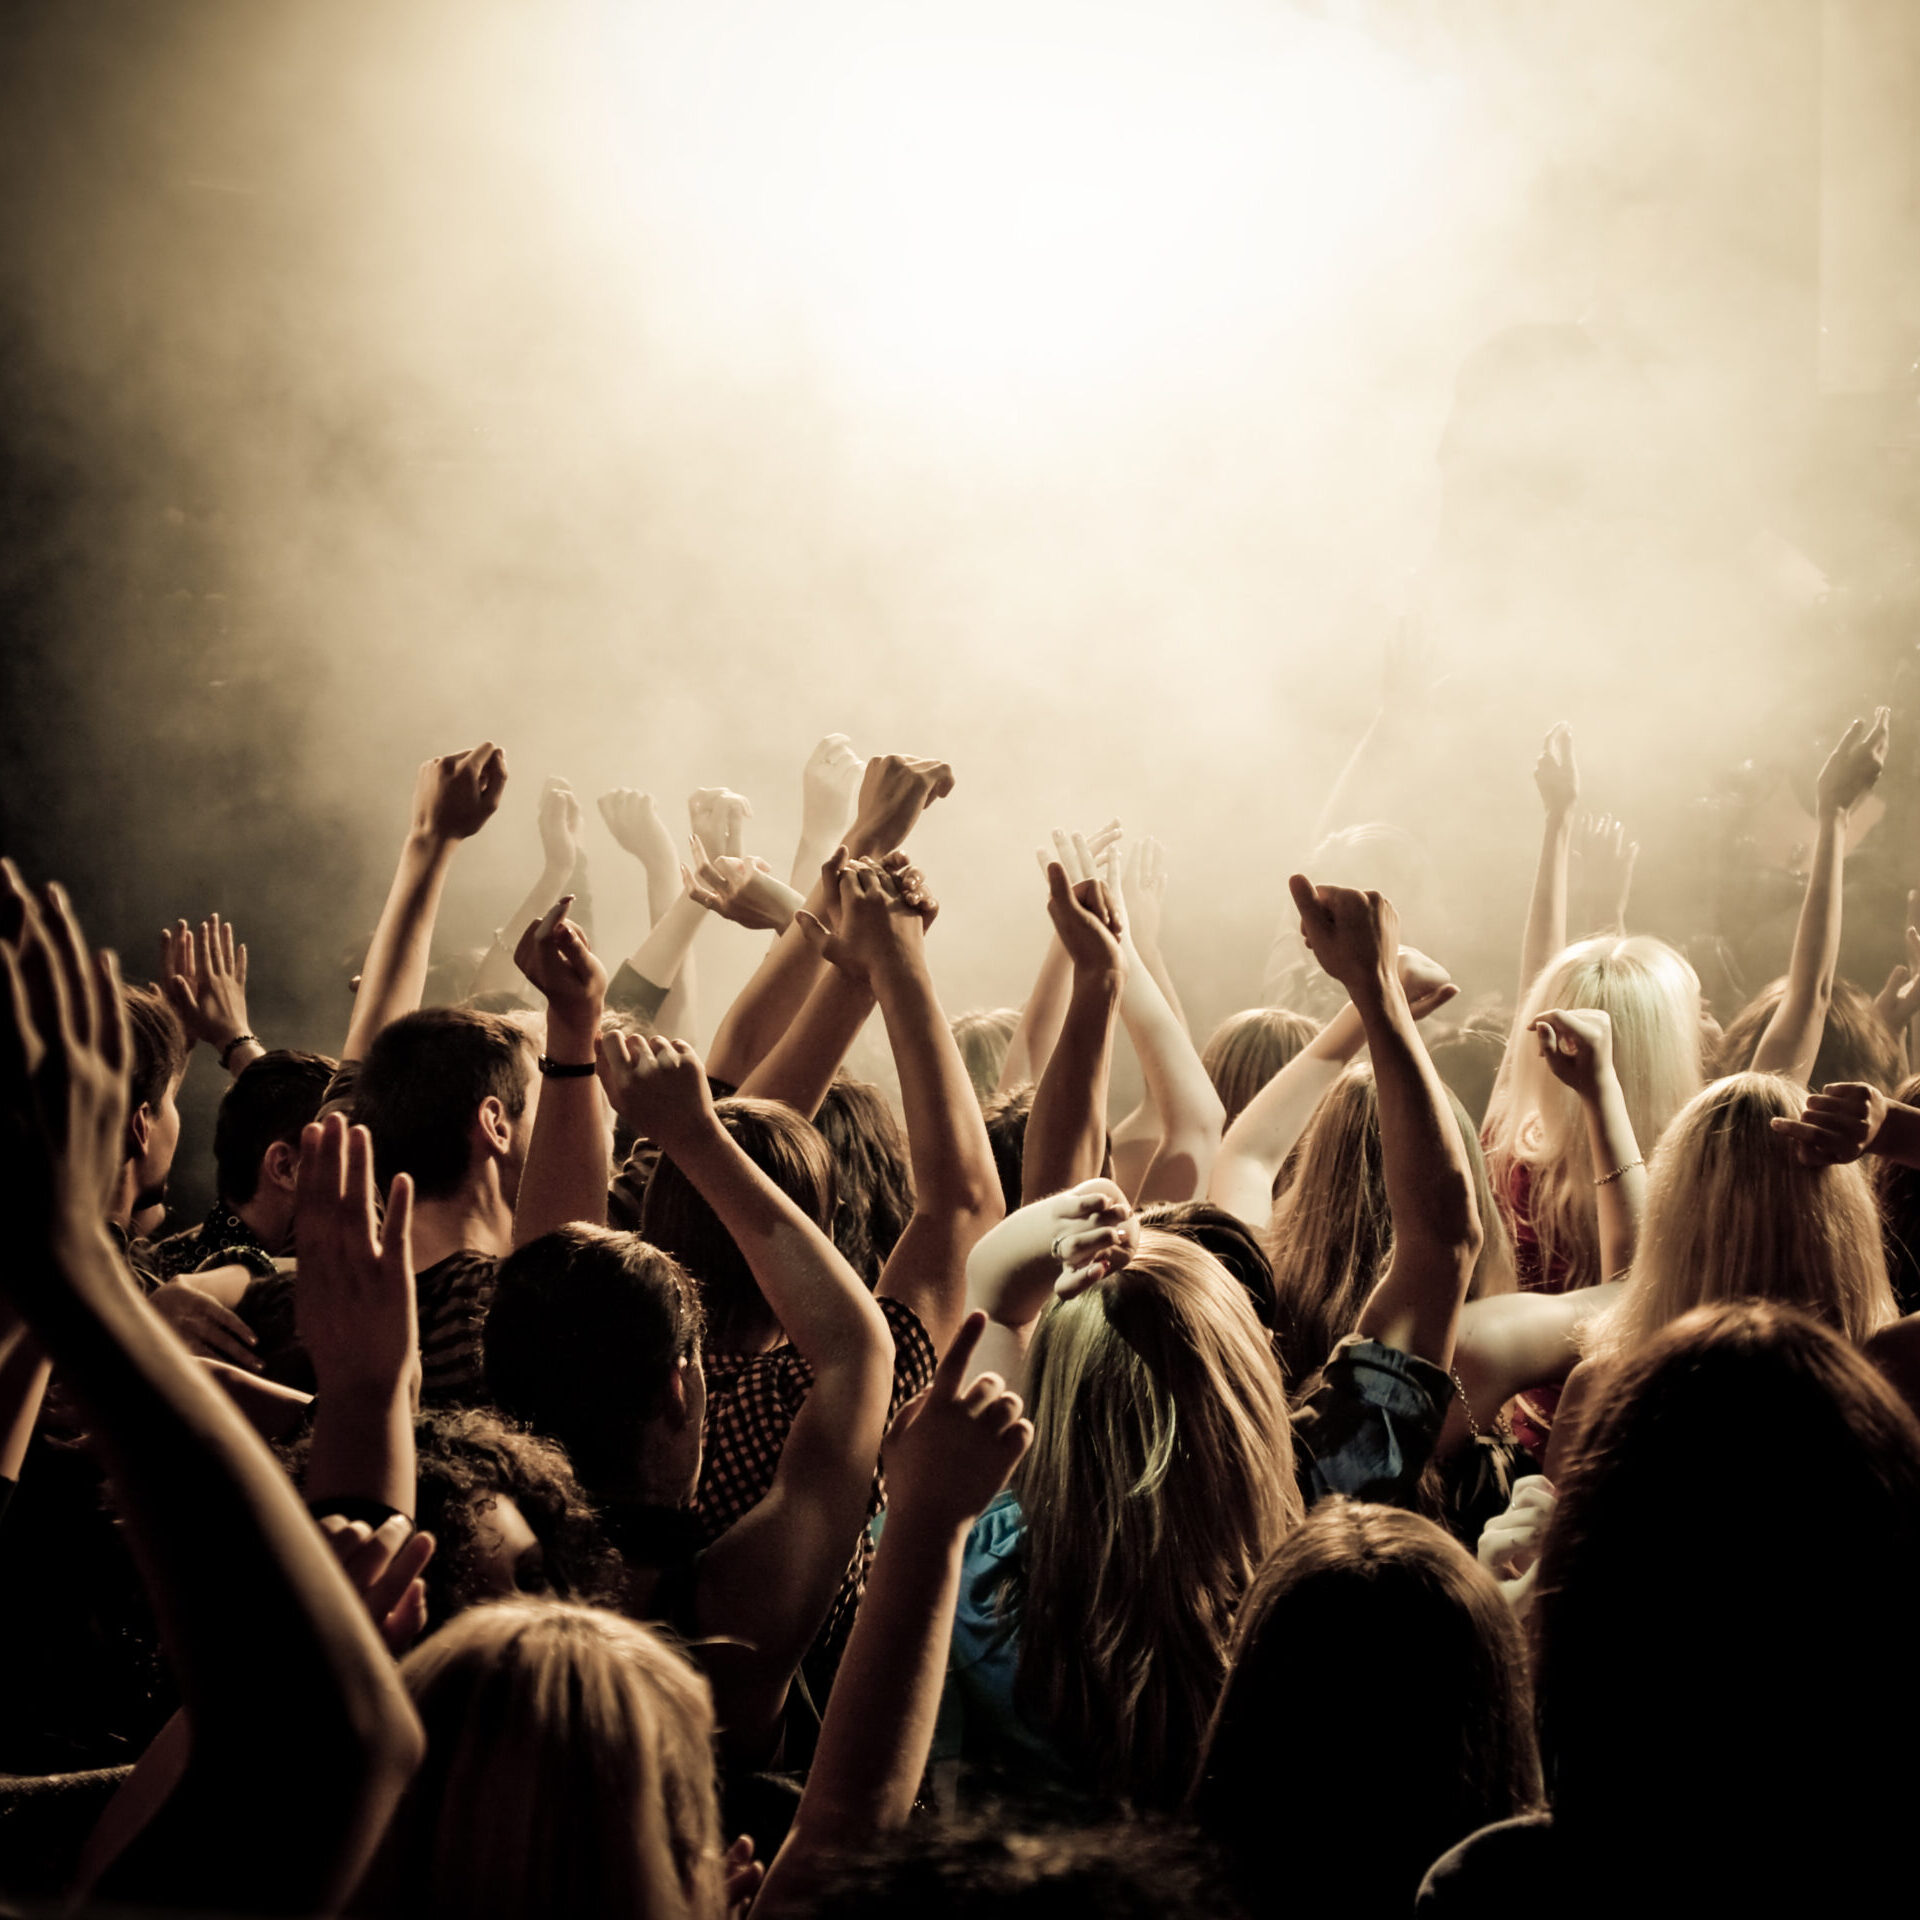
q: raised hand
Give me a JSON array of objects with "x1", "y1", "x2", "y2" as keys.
[
  {"x1": 847, "y1": 753, "x2": 954, "y2": 856},
  {"x1": 1815, "y1": 707, "x2": 1891, "y2": 818},
  {"x1": 1532, "y1": 1007, "x2": 1615, "y2": 1104},
  {"x1": 0, "y1": 861, "x2": 130, "y2": 1237},
  {"x1": 794, "y1": 854, "x2": 926, "y2": 986},
  {"x1": 595, "y1": 1030, "x2": 717, "y2": 1154},
  {"x1": 1048, "y1": 1180, "x2": 1140, "y2": 1300},
  {"x1": 1044, "y1": 861, "x2": 1126, "y2": 979},
  {"x1": 1771, "y1": 1081, "x2": 1889, "y2": 1166},
  {"x1": 1288, "y1": 874, "x2": 1398, "y2": 995},
  {"x1": 883, "y1": 1311, "x2": 1033, "y2": 1531},
  {"x1": 512, "y1": 896, "x2": 608, "y2": 1026},
  {"x1": 596, "y1": 788, "x2": 679, "y2": 877},
  {"x1": 1533, "y1": 723, "x2": 1578, "y2": 818},
  {"x1": 151, "y1": 1281, "x2": 262, "y2": 1371},
  {"x1": 293, "y1": 1114, "x2": 419, "y2": 1398},
  {"x1": 1397, "y1": 946, "x2": 1459, "y2": 1022},
  {"x1": 1872, "y1": 897, "x2": 1920, "y2": 1041},
  {"x1": 1122, "y1": 836, "x2": 1169, "y2": 955},
  {"x1": 411, "y1": 743, "x2": 508, "y2": 843},
  {"x1": 159, "y1": 913, "x2": 253, "y2": 1055},
  {"x1": 689, "y1": 787, "x2": 753, "y2": 861},
  {"x1": 687, "y1": 837, "x2": 805, "y2": 933},
  {"x1": 1571, "y1": 810, "x2": 1639, "y2": 930},
  {"x1": 537, "y1": 777, "x2": 585, "y2": 873},
  {"x1": 317, "y1": 1513, "x2": 436, "y2": 1656},
  {"x1": 801, "y1": 734, "x2": 864, "y2": 848},
  {"x1": 1478, "y1": 1472, "x2": 1556, "y2": 1593},
  {"x1": 1038, "y1": 819, "x2": 1124, "y2": 890}
]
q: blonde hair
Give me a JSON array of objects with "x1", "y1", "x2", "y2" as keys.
[
  {"x1": 1586, "y1": 1073, "x2": 1897, "y2": 1365},
  {"x1": 1011, "y1": 1230, "x2": 1301, "y2": 1809},
  {"x1": 1267, "y1": 1065, "x2": 1513, "y2": 1390},
  {"x1": 1201, "y1": 1008, "x2": 1323, "y2": 1131},
  {"x1": 1484, "y1": 935, "x2": 1704, "y2": 1290},
  {"x1": 365, "y1": 1601, "x2": 723, "y2": 1920}
]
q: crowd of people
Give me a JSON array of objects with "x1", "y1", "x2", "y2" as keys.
[{"x1": 5, "y1": 705, "x2": 1920, "y2": 1916}]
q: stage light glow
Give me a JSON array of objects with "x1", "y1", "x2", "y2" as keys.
[{"x1": 581, "y1": 0, "x2": 1461, "y2": 425}]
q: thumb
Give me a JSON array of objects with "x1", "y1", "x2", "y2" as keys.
[
  {"x1": 1044, "y1": 861, "x2": 1074, "y2": 911},
  {"x1": 794, "y1": 909, "x2": 831, "y2": 955}
]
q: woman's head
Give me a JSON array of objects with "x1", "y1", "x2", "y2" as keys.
[
  {"x1": 1484, "y1": 934, "x2": 1704, "y2": 1288},
  {"x1": 1714, "y1": 975, "x2": 1904, "y2": 1093},
  {"x1": 1013, "y1": 1230, "x2": 1299, "y2": 1809},
  {"x1": 950, "y1": 1008, "x2": 1021, "y2": 1104},
  {"x1": 484, "y1": 1226, "x2": 706, "y2": 1505},
  {"x1": 640, "y1": 1096, "x2": 835, "y2": 1350},
  {"x1": 814, "y1": 1076, "x2": 913, "y2": 1286},
  {"x1": 371, "y1": 1601, "x2": 722, "y2": 1920},
  {"x1": 1593, "y1": 1072, "x2": 1895, "y2": 1362},
  {"x1": 1535, "y1": 1303, "x2": 1920, "y2": 1872},
  {"x1": 1200, "y1": 1009, "x2": 1322, "y2": 1131},
  {"x1": 1192, "y1": 1502, "x2": 1539, "y2": 1912}
]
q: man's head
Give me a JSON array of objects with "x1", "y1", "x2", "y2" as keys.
[
  {"x1": 352, "y1": 1008, "x2": 538, "y2": 1204},
  {"x1": 214, "y1": 1049, "x2": 339, "y2": 1250},
  {"x1": 121, "y1": 985, "x2": 188, "y2": 1219}
]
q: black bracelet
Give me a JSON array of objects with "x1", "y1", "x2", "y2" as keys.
[
  {"x1": 538, "y1": 1056, "x2": 598, "y2": 1078},
  {"x1": 219, "y1": 1033, "x2": 257, "y2": 1068}
]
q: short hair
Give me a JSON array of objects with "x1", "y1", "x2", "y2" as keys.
[
  {"x1": 122, "y1": 984, "x2": 187, "y2": 1118},
  {"x1": 351, "y1": 1008, "x2": 535, "y2": 1201},
  {"x1": 213, "y1": 1050, "x2": 338, "y2": 1204},
  {"x1": 485, "y1": 1225, "x2": 705, "y2": 1498},
  {"x1": 815, "y1": 1076, "x2": 913, "y2": 1286},
  {"x1": 640, "y1": 1097, "x2": 834, "y2": 1351}
]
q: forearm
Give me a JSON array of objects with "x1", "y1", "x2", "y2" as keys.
[
  {"x1": 513, "y1": 1013, "x2": 612, "y2": 1245},
  {"x1": 1119, "y1": 953, "x2": 1224, "y2": 1204},
  {"x1": 1580, "y1": 1078, "x2": 1646, "y2": 1279},
  {"x1": 1134, "y1": 937, "x2": 1188, "y2": 1034},
  {"x1": 1871, "y1": 1102, "x2": 1920, "y2": 1170},
  {"x1": 0, "y1": 1326, "x2": 50, "y2": 1482},
  {"x1": 874, "y1": 958, "x2": 1000, "y2": 1220},
  {"x1": 737, "y1": 967, "x2": 876, "y2": 1118},
  {"x1": 303, "y1": 1380, "x2": 416, "y2": 1519},
  {"x1": 1022, "y1": 969, "x2": 1121, "y2": 1202},
  {"x1": 1519, "y1": 810, "x2": 1573, "y2": 1007},
  {"x1": 1751, "y1": 812, "x2": 1845, "y2": 1083},
  {"x1": 998, "y1": 937, "x2": 1072, "y2": 1090},
  {"x1": 344, "y1": 833, "x2": 457, "y2": 1060},
  {"x1": 758, "y1": 1509, "x2": 966, "y2": 1913},
  {"x1": 627, "y1": 888, "x2": 710, "y2": 995},
  {"x1": 706, "y1": 882, "x2": 832, "y2": 1086},
  {"x1": 469, "y1": 860, "x2": 571, "y2": 998}
]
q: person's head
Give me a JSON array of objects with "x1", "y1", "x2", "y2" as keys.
[
  {"x1": 1192, "y1": 1501, "x2": 1539, "y2": 1914},
  {"x1": 1483, "y1": 934, "x2": 1704, "y2": 1289},
  {"x1": 814, "y1": 1076, "x2": 913, "y2": 1287},
  {"x1": 1876, "y1": 1069, "x2": 1920, "y2": 1316},
  {"x1": 1200, "y1": 1009, "x2": 1322, "y2": 1132},
  {"x1": 951, "y1": 1008, "x2": 1021, "y2": 1106},
  {"x1": 981, "y1": 1084, "x2": 1035, "y2": 1217},
  {"x1": 485, "y1": 1226, "x2": 706, "y2": 1506},
  {"x1": 1536, "y1": 1303, "x2": 1920, "y2": 1884},
  {"x1": 1713, "y1": 974, "x2": 1904, "y2": 1092},
  {"x1": 1013, "y1": 1229, "x2": 1300, "y2": 1810},
  {"x1": 1428, "y1": 1007, "x2": 1510, "y2": 1130},
  {"x1": 1591, "y1": 1072, "x2": 1896, "y2": 1364},
  {"x1": 640, "y1": 1097, "x2": 834, "y2": 1352},
  {"x1": 351, "y1": 1009, "x2": 538, "y2": 1205},
  {"x1": 120, "y1": 984, "x2": 188, "y2": 1218},
  {"x1": 368, "y1": 1601, "x2": 723, "y2": 1920},
  {"x1": 211, "y1": 1049, "x2": 337, "y2": 1249},
  {"x1": 1137, "y1": 1201, "x2": 1278, "y2": 1333}
]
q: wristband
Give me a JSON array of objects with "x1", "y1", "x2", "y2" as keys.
[
  {"x1": 539, "y1": 1056, "x2": 598, "y2": 1078},
  {"x1": 219, "y1": 1033, "x2": 257, "y2": 1068}
]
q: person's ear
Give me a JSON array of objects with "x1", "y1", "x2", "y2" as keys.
[
  {"x1": 477, "y1": 1095, "x2": 514, "y2": 1157},
  {"x1": 127, "y1": 1101, "x2": 154, "y2": 1164},
  {"x1": 664, "y1": 1357, "x2": 695, "y2": 1431},
  {"x1": 261, "y1": 1139, "x2": 301, "y2": 1193}
]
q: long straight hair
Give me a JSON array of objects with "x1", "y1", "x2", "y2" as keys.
[
  {"x1": 1483, "y1": 934, "x2": 1703, "y2": 1290},
  {"x1": 1010, "y1": 1231, "x2": 1302, "y2": 1811}
]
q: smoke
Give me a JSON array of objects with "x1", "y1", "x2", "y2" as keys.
[{"x1": 2, "y1": 0, "x2": 1914, "y2": 1212}]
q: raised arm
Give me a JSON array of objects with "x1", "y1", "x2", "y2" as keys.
[
  {"x1": 510, "y1": 895, "x2": 611, "y2": 1245},
  {"x1": 344, "y1": 743, "x2": 507, "y2": 1061},
  {"x1": 756, "y1": 1314, "x2": 1031, "y2": 1916},
  {"x1": 0, "y1": 873, "x2": 420, "y2": 1914},
  {"x1": 468, "y1": 776, "x2": 585, "y2": 1000},
  {"x1": 790, "y1": 733, "x2": 864, "y2": 891},
  {"x1": 1772, "y1": 1079, "x2": 1920, "y2": 1169},
  {"x1": 295, "y1": 1116, "x2": 421, "y2": 1521},
  {"x1": 1519, "y1": 724, "x2": 1578, "y2": 1011},
  {"x1": 1751, "y1": 709, "x2": 1890, "y2": 1084},
  {"x1": 796, "y1": 857, "x2": 1004, "y2": 1353},
  {"x1": 1530, "y1": 1007, "x2": 1645, "y2": 1280},
  {"x1": 998, "y1": 821, "x2": 1121, "y2": 1092},
  {"x1": 597, "y1": 786, "x2": 700, "y2": 1035},
  {"x1": 1292, "y1": 876, "x2": 1482, "y2": 1368},
  {"x1": 1021, "y1": 863, "x2": 1126, "y2": 1203},
  {"x1": 707, "y1": 753, "x2": 952, "y2": 1085},
  {"x1": 159, "y1": 913, "x2": 264, "y2": 1076},
  {"x1": 596, "y1": 1031, "x2": 894, "y2": 1755}
]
